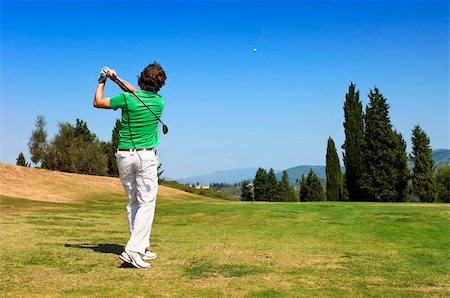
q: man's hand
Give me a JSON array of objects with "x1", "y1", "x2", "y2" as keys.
[
  {"x1": 98, "y1": 66, "x2": 110, "y2": 84},
  {"x1": 97, "y1": 66, "x2": 137, "y2": 93},
  {"x1": 98, "y1": 66, "x2": 119, "y2": 83},
  {"x1": 106, "y1": 68, "x2": 118, "y2": 79}
]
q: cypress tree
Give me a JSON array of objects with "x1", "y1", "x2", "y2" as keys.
[
  {"x1": 435, "y1": 164, "x2": 450, "y2": 203},
  {"x1": 278, "y1": 170, "x2": 297, "y2": 202},
  {"x1": 108, "y1": 119, "x2": 121, "y2": 176},
  {"x1": 360, "y1": 88, "x2": 398, "y2": 201},
  {"x1": 253, "y1": 168, "x2": 268, "y2": 201},
  {"x1": 393, "y1": 131, "x2": 409, "y2": 201},
  {"x1": 305, "y1": 169, "x2": 325, "y2": 201},
  {"x1": 154, "y1": 150, "x2": 164, "y2": 183},
  {"x1": 326, "y1": 137, "x2": 342, "y2": 201},
  {"x1": 16, "y1": 152, "x2": 27, "y2": 167},
  {"x1": 157, "y1": 162, "x2": 164, "y2": 182},
  {"x1": 240, "y1": 180, "x2": 254, "y2": 201},
  {"x1": 411, "y1": 125, "x2": 437, "y2": 202},
  {"x1": 267, "y1": 168, "x2": 279, "y2": 202},
  {"x1": 342, "y1": 83, "x2": 365, "y2": 201},
  {"x1": 299, "y1": 174, "x2": 308, "y2": 202},
  {"x1": 341, "y1": 172, "x2": 349, "y2": 201}
]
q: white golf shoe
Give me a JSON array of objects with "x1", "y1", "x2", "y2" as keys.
[
  {"x1": 141, "y1": 250, "x2": 157, "y2": 260},
  {"x1": 119, "y1": 250, "x2": 151, "y2": 269}
]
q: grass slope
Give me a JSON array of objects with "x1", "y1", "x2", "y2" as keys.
[{"x1": 1, "y1": 164, "x2": 449, "y2": 297}]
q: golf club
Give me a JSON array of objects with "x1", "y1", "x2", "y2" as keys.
[{"x1": 105, "y1": 68, "x2": 169, "y2": 135}]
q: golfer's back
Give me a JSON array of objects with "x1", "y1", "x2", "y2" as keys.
[{"x1": 110, "y1": 90, "x2": 165, "y2": 149}]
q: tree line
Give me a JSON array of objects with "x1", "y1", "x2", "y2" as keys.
[
  {"x1": 241, "y1": 169, "x2": 297, "y2": 202},
  {"x1": 240, "y1": 84, "x2": 449, "y2": 203},
  {"x1": 24, "y1": 116, "x2": 167, "y2": 179},
  {"x1": 210, "y1": 182, "x2": 240, "y2": 190},
  {"x1": 22, "y1": 116, "x2": 164, "y2": 180},
  {"x1": 342, "y1": 84, "x2": 448, "y2": 202},
  {"x1": 24, "y1": 116, "x2": 120, "y2": 176}
]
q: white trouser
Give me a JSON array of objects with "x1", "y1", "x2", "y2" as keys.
[{"x1": 115, "y1": 149, "x2": 159, "y2": 254}]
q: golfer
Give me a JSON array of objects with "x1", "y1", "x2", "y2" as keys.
[{"x1": 93, "y1": 62, "x2": 166, "y2": 268}]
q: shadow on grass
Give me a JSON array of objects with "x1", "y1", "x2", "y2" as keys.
[
  {"x1": 64, "y1": 243, "x2": 123, "y2": 255},
  {"x1": 65, "y1": 243, "x2": 140, "y2": 269}
]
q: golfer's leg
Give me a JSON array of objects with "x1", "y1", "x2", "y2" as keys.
[
  {"x1": 143, "y1": 188, "x2": 157, "y2": 249},
  {"x1": 143, "y1": 154, "x2": 160, "y2": 248},
  {"x1": 126, "y1": 181, "x2": 138, "y2": 233},
  {"x1": 116, "y1": 152, "x2": 138, "y2": 234},
  {"x1": 125, "y1": 151, "x2": 158, "y2": 254}
]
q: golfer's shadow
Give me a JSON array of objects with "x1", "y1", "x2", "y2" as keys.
[
  {"x1": 65, "y1": 243, "x2": 123, "y2": 254},
  {"x1": 64, "y1": 243, "x2": 134, "y2": 268}
]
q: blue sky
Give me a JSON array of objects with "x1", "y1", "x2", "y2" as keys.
[{"x1": 1, "y1": 0, "x2": 448, "y2": 178}]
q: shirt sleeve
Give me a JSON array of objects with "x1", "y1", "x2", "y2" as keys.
[{"x1": 109, "y1": 93, "x2": 126, "y2": 111}]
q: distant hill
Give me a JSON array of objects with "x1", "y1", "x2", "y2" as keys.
[
  {"x1": 407, "y1": 149, "x2": 450, "y2": 169},
  {"x1": 280, "y1": 149, "x2": 449, "y2": 183},
  {"x1": 175, "y1": 149, "x2": 449, "y2": 185},
  {"x1": 176, "y1": 168, "x2": 260, "y2": 185},
  {"x1": 432, "y1": 149, "x2": 450, "y2": 165},
  {"x1": 275, "y1": 165, "x2": 337, "y2": 183},
  {"x1": 175, "y1": 167, "x2": 327, "y2": 185}
]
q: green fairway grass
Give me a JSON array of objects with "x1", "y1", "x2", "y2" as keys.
[
  {"x1": 0, "y1": 166, "x2": 449, "y2": 297},
  {"x1": 1, "y1": 195, "x2": 449, "y2": 297}
]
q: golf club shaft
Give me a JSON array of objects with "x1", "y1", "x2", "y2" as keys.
[{"x1": 111, "y1": 76, "x2": 166, "y2": 126}]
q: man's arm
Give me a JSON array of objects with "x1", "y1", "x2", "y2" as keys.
[
  {"x1": 93, "y1": 67, "x2": 137, "y2": 109},
  {"x1": 93, "y1": 81, "x2": 111, "y2": 109},
  {"x1": 106, "y1": 68, "x2": 137, "y2": 93},
  {"x1": 114, "y1": 76, "x2": 137, "y2": 93}
]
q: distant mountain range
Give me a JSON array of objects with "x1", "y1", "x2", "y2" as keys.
[
  {"x1": 431, "y1": 148, "x2": 450, "y2": 164},
  {"x1": 274, "y1": 166, "x2": 344, "y2": 183},
  {"x1": 174, "y1": 149, "x2": 449, "y2": 185},
  {"x1": 176, "y1": 168, "x2": 261, "y2": 185}
]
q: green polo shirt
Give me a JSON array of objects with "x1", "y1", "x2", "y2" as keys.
[{"x1": 110, "y1": 90, "x2": 165, "y2": 149}]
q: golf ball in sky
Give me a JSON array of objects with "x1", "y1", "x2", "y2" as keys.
[{"x1": 253, "y1": 48, "x2": 257, "y2": 52}]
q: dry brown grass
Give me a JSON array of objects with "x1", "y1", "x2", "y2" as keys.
[{"x1": 0, "y1": 163, "x2": 201, "y2": 203}]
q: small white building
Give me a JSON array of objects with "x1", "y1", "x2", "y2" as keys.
[{"x1": 191, "y1": 184, "x2": 210, "y2": 189}]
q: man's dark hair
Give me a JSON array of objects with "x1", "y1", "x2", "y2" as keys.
[{"x1": 138, "y1": 62, "x2": 166, "y2": 92}]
